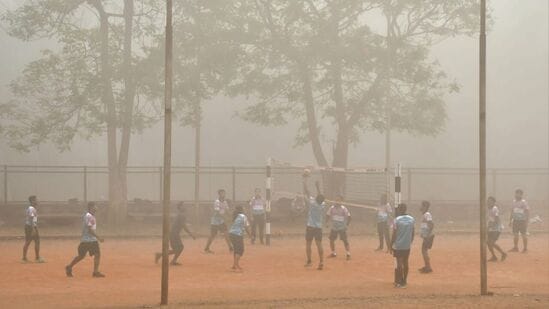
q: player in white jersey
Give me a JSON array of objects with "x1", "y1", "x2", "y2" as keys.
[
  {"x1": 509, "y1": 189, "x2": 529, "y2": 253},
  {"x1": 22, "y1": 195, "x2": 44, "y2": 263},
  {"x1": 204, "y1": 189, "x2": 233, "y2": 254},
  {"x1": 65, "y1": 202, "x2": 105, "y2": 278},
  {"x1": 487, "y1": 197, "x2": 507, "y2": 262},
  {"x1": 325, "y1": 195, "x2": 352, "y2": 260},
  {"x1": 375, "y1": 194, "x2": 393, "y2": 252},
  {"x1": 419, "y1": 201, "x2": 434, "y2": 273}
]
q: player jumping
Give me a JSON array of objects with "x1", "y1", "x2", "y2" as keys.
[
  {"x1": 419, "y1": 201, "x2": 434, "y2": 273},
  {"x1": 509, "y1": 189, "x2": 529, "y2": 253},
  {"x1": 65, "y1": 202, "x2": 105, "y2": 278},
  {"x1": 375, "y1": 193, "x2": 393, "y2": 252},
  {"x1": 487, "y1": 196, "x2": 507, "y2": 262},
  {"x1": 22, "y1": 195, "x2": 44, "y2": 263},
  {"x1": 204, "y1": 189, "x2": 233, "y2": 254},
  {"x1": 303, "y1": 172, "x2": 325, "y2": 270},
  {"x1": 155, "y1": 202, "x2": 196, "y2": 265},
  {"x1": 249, "y1": 188, "x2": 266, "y2": 245},
  {"x1": 390, "y1": 203, "x2": 415, "y2": 288},
  {"x1": 325, "y1": 195, "x2": 351, "y2": 260},
  {"x1": 229, "y1": 205, "x2": 251, "y2": 271}
]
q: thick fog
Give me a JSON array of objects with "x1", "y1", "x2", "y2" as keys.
[{"x1": 0, "y1": 1, "x2": 547, "y2": 169}]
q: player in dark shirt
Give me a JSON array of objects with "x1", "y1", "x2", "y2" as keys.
[{"x1": 155, "y1": 202, "x2": 195, "y2": 265}]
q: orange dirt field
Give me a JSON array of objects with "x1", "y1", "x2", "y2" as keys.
[{"x1": 1, "y1": 234, "x2": 548, "y2": 308}]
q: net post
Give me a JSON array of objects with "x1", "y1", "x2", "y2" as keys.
[
  {"x1": 3, "y1": 165, "x2": 7, "y2": 206},
  {"x1": 394, "y1": 163, "x2": 402, "y2": 206},
  {"x1": 265, "y1": 157, "x2": 272, "y2": 246},
  {"x1": 83, "y1": 166, "x2": 88, "y2": 203}
]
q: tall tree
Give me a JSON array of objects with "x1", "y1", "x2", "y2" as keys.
[
  {"x1": 228, "y1": 0, "x2": 479, "y2": 196},
  {"x1": 0, "y1": 0, "x2": 162, "y2": 223}
]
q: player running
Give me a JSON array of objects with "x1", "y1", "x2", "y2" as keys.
[
  {"x1": 249, "y1": 188, "x2": 266, "y2": 245},
  {"x1": 22, "y1": 195, "x2": 44, "y2": 263},
  {"x1": 303, "y1": 172, "x2": 326, "y2": 270},
  {"x1": 204, "y1": 189, "x2": 233, "y2": 254},
  {"x1": 229, "y1": 205, "x2": 251, "y2": 271},
  {"x1": 390, "y1": 203, "x2": 415, "y2": 288},
  {"x1": 487, "y1": 197, "x2": 507, "y2": 262},
  {"x1": 65, "y1": 202, "x2": 105, "y2": 278},
  {"x1": 419, "y1": 201, "x2": 434, "y2": 273},
  {"x1": 509, "y1": 189, "x2": 529, "y2": 253},
  {"x1": 325, "y1": 195, "x2": 351, "y2": 260},
  {"x1": 155, "y1": 202, "x2": 196, "y2": 265},
  {"x1": 375, "y1": 193, "x2": 393, "y2": 252}
]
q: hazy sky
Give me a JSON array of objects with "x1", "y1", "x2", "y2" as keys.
[{"x1": 0, "y1": 0, "x2": 548, "y2": 169}]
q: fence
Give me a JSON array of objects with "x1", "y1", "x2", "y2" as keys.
[{"x1": 1, "y1": 165, "x2": 548, "y2": 207}]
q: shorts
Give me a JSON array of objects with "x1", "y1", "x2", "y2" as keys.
[
  {"x1": 329, "y1": 230, "x2": 348, "y2": 243},
  {"x1": 210, "y1": 223, "x2": 227, "y2": 236},
  {"x1": 393, "y1": 249, "x2": 410, "y2": 259},
  {"x1": 305, "y1": 226, "x2": 323, "y2": 242},
  {"x1": 487, "y1": 231, "x2": 500, "y2": 244},
  {"x1": 422, "y1": 235, "x2": 435, "y2": 251},
  {"x1": 230, "y1": 234, "x2": 244, "y2": 256},
  {"x1": 512, "y1": 220, "x2": 527, "y2": 235},
  {"x1": 78, "y1": 241, "x2": 100, "y2": 257},
  {"x1": 170, "y1": 235, "x2": 184, "y2": 252},
  {"x1": 24, "y1": 225, "x2": 39, "y2": 242}
]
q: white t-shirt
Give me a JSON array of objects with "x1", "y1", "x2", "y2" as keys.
[{"x1": 25, "y1": 206, "x2": 37, "y2": 226}]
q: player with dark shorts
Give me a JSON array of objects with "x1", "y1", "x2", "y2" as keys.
[
  {"x1": 509, "y1": 189, "x2": 529, "y2": 253},
  {"x1": 419, "y1": 201, "x2": 434, "y2": 273},
  {"x1": 155, "y1": 202, "x2": 196, "y2": 265},
  {"x1": 229, "y1": 205, "x2": 251, "y2": 271},
  {"x1": 375, "y1": 193, "x2": 393, "y2": 252},
  {"x1": 249, "y1": 188, "x2": 266, "y2": 245},
  {"x1": 303, "y1": 170, "x2": 326, "y2": 270},
  {"x1": 390, "y1": 204, "x2": 415, "y2": 288},
  {"x1": 325, "y1": 195, "x2": 352, "y2": 260},
  {"x1": 487, "y1": 197, "x2": 507, "y2": 262},
  {"x1": 65, "y1": 202, "x2": 105, "y2": 278},
  {"x1": 204, "y1": 189, "x2": 233, "y2": 254},
  {"x1": 22, "y1": 195, "x2": 44, "y2": 263}
]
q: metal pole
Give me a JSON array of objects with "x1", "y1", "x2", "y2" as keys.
[
  {"x1": 265, "y1": 158, "x2": 272, "y2": 246},
  {"x1": 83, "y1": 166, "x2": 88, "y2": 203},
  {"x1": 194, "y1": 113, "x2": 201, "y2": 225},
  {"x1": 407, "y1": 168, "x2": 412, "y2": 204},
  {"x1": 159, "y1": 167, "x2": 163, "y2": 201},
  {"x1": 479, "y1": 0, "x2": 489, "y2": 296},
  {"x1": 232, "y1": 167, "x2": 236, "y2": 201},
  {"x1": 3, "y1": 165, "x2": 7, "y2": 205},
  {"x1": 394, "y1": 164, "x2": 401, "y2": 206},
  {"x1": 161, "y1": 0, "x2": 173, "y2": 305}
]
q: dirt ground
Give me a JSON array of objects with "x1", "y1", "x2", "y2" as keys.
[{"x1": 1, "y1": 234, "x2": 548, "y2": 308}]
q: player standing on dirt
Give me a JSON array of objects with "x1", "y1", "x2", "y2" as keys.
[
  {"x1": 249, "y1": 188, "x2": 266, "y2": 245},
  {"x1": 509, "y1": 189, "x2": 529, "y2": 253},
  {"x1": 155, "y1": 202, "x2": 196, "y2": 265},
  {"x1": 390, "y1": 203, "x2": 415, "y2": 288},
  {"x1": 303, "y1": 171, "x2": 326, "y2": 270},
  {"x1": 204, "y1": 189, "x2": 233, "y2": 254},
  {"x1": 65, "y1": 202, "x2": 105, "y2": 278},
  {"x1": 22, "y1": 195, "x2": 44, "y2": 263},
  {"x1": 375, "y1": 193, "x2": 393, "y2": 252},
  {"x1": 229, "y1": 205, "x2": 251, "y2": 271},
  {"x1": 487, "y1": 197, "x2": 507, "y2": 262},
  {"x1": 325, "y1": 195, "x2": 352, "y2": 260},
  {"x1": 419, "y1": 201, "x2": 434, "y2": 273}
]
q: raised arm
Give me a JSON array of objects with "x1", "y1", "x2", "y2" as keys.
[
  {"x1": 302, "y1": 176, "x2": 311, "y2": 198},
  {"x1": 314, "y1": 180, "x2": 322, "y2": 196}
]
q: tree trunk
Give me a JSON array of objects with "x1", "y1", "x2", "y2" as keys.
[
  {"x1": 117, "y1": 0, "x2": 136, "y2": 225},
  {"x1": 299, "y1": 63, "x2": 329, "y2": 168},
  {"x1": 94, "y1": 2, "x2": 121, "y2": 225}
]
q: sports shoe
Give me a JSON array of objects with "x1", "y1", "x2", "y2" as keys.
[
  {"x1": 328, "y1": 253, "x2": 337, "y2": 258},
  {"x1": 488, "y1": 256, "x2": 498, "y2": 262},
  {"x1": 92, "y1": 272, "x2": 105, "y2": 278},
  {"x1": 501, "y1": 253, "x2": 507, "y2": 261},
  {"x1": 375, "y1": 247, "x2": 383, "y2": 252},
  {"x1": 346, "y1": 254, "x2": 351, "y2": 261},
  {"x1": 304, "y1": 261, "x2": 312, "y2": 267},
  {"x1": 397, "y1": 283, "x2": 407, "y2": 289},
  {"x1": 508, "y1": 247, "x2": 519, "y2": 252},
  {"x1": 155, "y1": 253, "x2": 162, "y2": 264},
  {"x1": 35, "y1": 258, "x2": 45, "y2": 263},
  {"x1": 170, "y1": 261, "x2": 182, "y2": 266},
  {"x1": 317, "y1": 263, "x2": 323, "y2": 270},
  {"x1": 21, "y1": 258, "x2": 29, "y2": 264},
  {"x1": 521, "y1": 249, "x2": 527, "y2": 254},
  {"x1": 418, "y1": 267, "x2": 426, "y2": 272},
  {"x1": 420, "y1": 267, "x2": 433, "y2": 273},
  {"x1": 65, "y1": 266, "x2": 73, "y2": 277}
]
